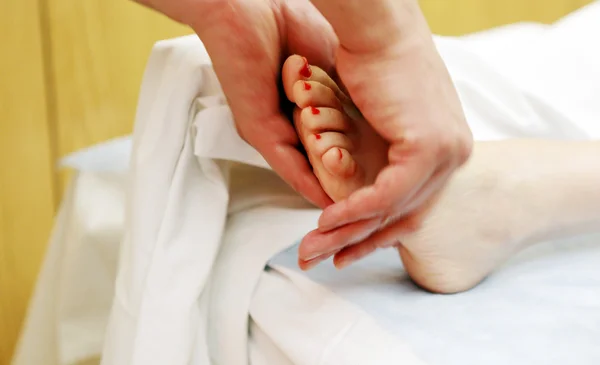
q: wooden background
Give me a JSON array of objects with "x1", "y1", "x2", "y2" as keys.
[{"x1": 0, "y1": 0, "x2": 593, "y2": 363}]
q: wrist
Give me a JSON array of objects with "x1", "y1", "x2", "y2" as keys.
[
  {"x1": 185, "y1": 0, "x2": 233, "y2": 36},
  {"x1": 377, "y1": 0, "x2": 433, "y2": 53}
]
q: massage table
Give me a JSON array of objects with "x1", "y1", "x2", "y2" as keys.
[{"x1": 12, "y1": 2, "x2": 600, "y2": 364}]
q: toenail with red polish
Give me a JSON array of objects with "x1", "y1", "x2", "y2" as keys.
[
  {"x1": 300, "y1": 57, "x2": 312, "y2": 78},
  {"x1": 315, "y1": 134, "x2": 322, "y2": 140},
  {"x1": 303, "y1": 81, "x2": 312, "y2": 90},
  {"x1": 338, "y1": 148, "x2": 343, "y2": 159},
  {"x1": 310, "y1": 106, "x2": 320, "y2": 115}
]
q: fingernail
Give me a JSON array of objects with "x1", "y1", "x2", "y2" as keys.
[
  {"x1": 304, "y1": 251, "x2": 325, "y2": 261},
  {"x1": 335, "y1": 258, "x2": 353, "y2": 270},
  {"x1": 380, "y1": 239, "x2": 400, "y2": 248},
  {"x1": 300, "y1": 57, "x2": 312, "y2": 78},
  {"x1": 303, "y1": 81, "x2": 312, "y2": 90},
  {"x1": 303, "y1": 247, "x2": 338, "y2": 261},
  {"x1": 299, "y1": 253, "x2": 330, "y2": 270},
  {"x1": 300, "y1": 259, "x2": 320, "y2": 271}
]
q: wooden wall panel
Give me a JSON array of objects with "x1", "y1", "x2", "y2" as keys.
[
  {"x1": 44, "y1": 0, "x2": 192, "y2": 192},
  {"x1": 0, "y1": 1, "x2": 56, "y2": 364},
  {"x1": 421, "y1": 0, "x2": 593, "y2": 35}
]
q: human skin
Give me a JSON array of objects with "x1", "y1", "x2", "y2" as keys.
[
  {"x1": 281, "y1": 54, "x2": 600, "y2": 292},
  {"x1": 135, "y1": 0, "x2": 339, "y2": 209},
  {"x1": 381, "y1": 138, "x2": 600, "y2": 293},
  {"x1": 133, "y1": 0, "x2": 473, "y2": 266}
]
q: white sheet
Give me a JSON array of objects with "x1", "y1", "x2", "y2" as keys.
[
  {"x1": 12, "y1": 2, "x2": 600, "y2": 364},
  {"x1": 269, "y1": 234, "x2": 600, "y2": 365},
  {"x1": 12, "y1": 137, "x2": 132, "y2": 365}
]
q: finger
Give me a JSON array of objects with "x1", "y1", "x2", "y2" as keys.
[
  {"x1": 318, "y1": 152, "x2": 437, "y2": 231},
  {"x1": 332, "y1": 211, "x2": 430, "y2": 269},
  {"x1": 324, "y1": 166, "x2": 449, "y2": 269},
  {"x1": 184, "y1": 1, "x2": 333, "y2": 209},
  {"x1": 298, "y1": 217, "x2": 383, "y2": 261},
  {"x1": 333, "y1": 241, "x2": 378, "y2": 269},
  {"x1": 283, "y1": 0, "x2": 338, "y2": 74},
  {"x1": 264, "y1": 141, "x2": 334, "y2": 209},
  {"x1": 298, "y1": 251, "x2": 336, "y2": 271},
  {"x1": 400, "y1": 159, "x2": 454, "y2": 215}
]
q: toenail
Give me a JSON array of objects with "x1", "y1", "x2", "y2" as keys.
[
  {"x1": 303, "y1": 81, "x2": 312, "y2": 90},
  {"x1": 338, "y1": 148, "x2": 343, "y2": 159},
  {"x1": 300, "y1": 57, "x2": 312, "y2": 78},
  {"x1": 315, "y1": 133, "x2": 322, "y2": 140},
  {"x1": 310, "y1": 106, "x2": 320, "y2": 115}
]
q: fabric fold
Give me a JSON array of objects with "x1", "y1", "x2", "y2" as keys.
[
  {"x1": 100, "y1": 35, "x2": 324, "y2": 365},
  {"x1": 101, "y1": 36, "x2": 227, "y2": 365}
]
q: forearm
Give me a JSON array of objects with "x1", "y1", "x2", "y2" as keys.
[
  {"x1": 309, "y1": 0, "x2": 431, "y2": 53},
  {"x1": 512, "y1": 140, "x2": 600, "y2": 243}
]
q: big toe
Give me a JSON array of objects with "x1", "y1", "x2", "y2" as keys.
[{"x1": 282, "y1": 55, "x2": 350, "y2": 106}]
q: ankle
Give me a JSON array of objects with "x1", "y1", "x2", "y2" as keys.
[{"x1": 494, "y1": 140, "x2": 600, "y2": 248}]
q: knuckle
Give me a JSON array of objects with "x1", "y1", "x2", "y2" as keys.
[
  {"x1": 456, "y1": 135, "x2": 474, "y2": 165},
  {"x1": 382, "y1": 213, "x2": 398, "y2": 228},
  {"x1": 435, "y1": 134, "x2": 454, "y2": 157},
  {"x1": 234, "y1": 123, "x2": 249, "y2": 143},
  {"x1": 385, "y1": 210, "x2": 424, "y2": 234},
  {"x1": 432, "y1": 130, "x2": 473, "y2": 167},
  {"x1": 402, "y1": 215, "x2": 424, "y2": 233}
]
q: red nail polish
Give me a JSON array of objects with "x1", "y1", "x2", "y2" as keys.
[
  {"x1": 300, "y1": 57, "x2": 312, "y2": 78},
  {"x1": 315, "y1": 133, "x2": 322, "y2": 140},
  {"x1": 310, "y1": 106, "x2": 320, "y2": 115},
  {"x1": 338, "y1": 148, "x2": 343, "y2": 159},
  {"x1": 303, "y1": 81, "x2": 312, "y2": 90}
]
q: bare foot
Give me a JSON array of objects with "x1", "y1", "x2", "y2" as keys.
[
  {"x1": 281, "y1": 55, "x2": 389, "y2": 202},
  {"x1": 282, "y1": 55, "x2": 533, "y2": 294}
]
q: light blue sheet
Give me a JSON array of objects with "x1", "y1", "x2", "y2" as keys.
[{"x1": 269, "y1": 233, "x2": 600, "y2": 365}]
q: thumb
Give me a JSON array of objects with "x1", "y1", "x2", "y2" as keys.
[{"x1": 282, "y1": 0, "x2": 338, "y2": 74}]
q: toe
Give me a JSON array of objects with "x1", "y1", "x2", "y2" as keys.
[
  {"x1": 282, "y1": 55, "x2": 351, "y2": 105},
  {"x1": 282, "y1": 55, "x2": 312, "y2": 102},
  {"x1": 305, "y1": 132, "x2": 353, "y2": 158},
  {"x1": 284, "y1": 54, "x2": 370, "y2": 202},
  {"x1": 294, "y1": 106, "x2": 352, "y2": 135},
  {"x1": 322, "y1": 147, "x2": 357, "y2": 178},
  {"x1": 293, "y1": 81, "x2": 342, "y2": 110},
  {"x1": 294, "y1": 111, "x2": 365, "y2": 201}
]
